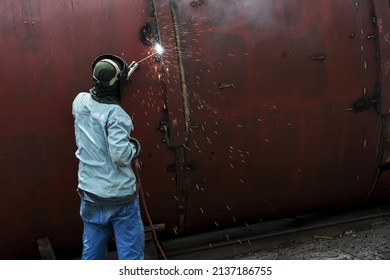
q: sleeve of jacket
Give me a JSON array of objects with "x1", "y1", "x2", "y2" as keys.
[{"x1": 106, "y1": 114, "x2": 138, "y2": 167}]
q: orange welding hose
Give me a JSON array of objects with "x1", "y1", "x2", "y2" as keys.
[{"x1": 133, "y1": 159, "x2": 168, "y2": 260}]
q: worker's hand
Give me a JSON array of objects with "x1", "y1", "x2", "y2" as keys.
[{"x1": 129, "y1": 137, "x2": 142, "y2": 158}]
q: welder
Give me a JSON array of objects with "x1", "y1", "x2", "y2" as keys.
[{"x1": 72, "y1": 54, "x2": 143, "y2": 260}]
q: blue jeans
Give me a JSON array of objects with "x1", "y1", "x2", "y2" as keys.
[{"x1": 80, "y1": 198, "x2": 144, "y2": 260}]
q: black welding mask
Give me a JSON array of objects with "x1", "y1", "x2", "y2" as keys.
[{"x1": 90, "y1": 54, "x2": 130, "y2": 104}]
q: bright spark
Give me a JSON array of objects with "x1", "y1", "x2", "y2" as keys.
[{"x1": 154, "y1": 43, "x2": 164, "y2": 55}]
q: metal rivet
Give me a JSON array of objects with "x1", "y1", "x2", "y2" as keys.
[
  {"x1": 190, "y1": 1, "x2": 204, "y2": 7},
  {"x1": 355, "y1": 2, "x2": 359, "y2": 9}
]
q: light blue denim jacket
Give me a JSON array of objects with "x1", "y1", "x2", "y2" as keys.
[{"x1": 72, "y1": 92, "x2": 138, "y2": 198}]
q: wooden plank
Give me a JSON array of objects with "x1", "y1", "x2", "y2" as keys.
[{"x1": 36, "y1": 237, "x2": 56, "y2": 260}]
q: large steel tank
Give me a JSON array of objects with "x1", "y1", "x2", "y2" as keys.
[{"x1": 0, "y1": 0, "x2": 390, "y2": 259}]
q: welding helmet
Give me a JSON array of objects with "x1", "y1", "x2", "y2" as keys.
[{"x1": 90, "y1": 54, "x2": 130, "y2": 104}]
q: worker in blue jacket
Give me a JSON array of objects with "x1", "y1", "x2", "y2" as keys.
[{"x1": 72, "y1": 54, "x2": 144, "y2": 260}]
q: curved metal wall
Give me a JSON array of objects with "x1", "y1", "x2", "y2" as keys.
[
  {"x1": 155, "y1": 0, "x2": 385, "y2": 234},
  {"x1": 0, "y1": 0, "x2": 177, "y2": 259},
  {"x1": 0, "y1": 0, "x2": 389, "y2": 259}
]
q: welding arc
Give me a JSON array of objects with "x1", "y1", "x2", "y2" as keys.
[
  {"x1": 133, "y1": 159, "x2": 168, "y2": 260},
  {"x1": 137, "y1": 52, "x2": 158, "y2": 64}
]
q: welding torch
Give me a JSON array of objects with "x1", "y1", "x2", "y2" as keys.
[
  {"x1": 126, "y1": 55, "x2": 155, "y2": 80},
  {"x1": 126, "y1": 43, "x2": 164, "y2": 81},
  {"x1": 126, "y1": 61, "x2": 139, "y2": 80}
]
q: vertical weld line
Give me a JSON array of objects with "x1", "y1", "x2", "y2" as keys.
[
  {"x1": 169, "y1": 0, "x2": 191, "y2": 143},
  {"x1": 175, "y1": 146, "x2": 187, "y2": 233},
  {"x1": 363, "y1": 115, "x2": 390, "y2": 202}
]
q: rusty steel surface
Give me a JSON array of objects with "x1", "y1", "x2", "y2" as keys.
[
  {"x1": 373, "y1": 0, "x2": 390, "y2": 114},
  {"x1": 0, "y1": 0, "x2": 176, "y2": 259},
  {"x1": 158, "y1": 0, "x2": 385, "y2": 233},
  {"x1": 0, "y1": 0, "x2": 389, "y2": 259}
]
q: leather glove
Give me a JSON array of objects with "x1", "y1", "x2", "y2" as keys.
[{"x1": 129, "y1": 137, "x2": 142, "y2": 158}]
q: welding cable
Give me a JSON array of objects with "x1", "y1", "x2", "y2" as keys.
[{"x1": 133, "y1": 159, "x2": 168, "y2": 260}]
